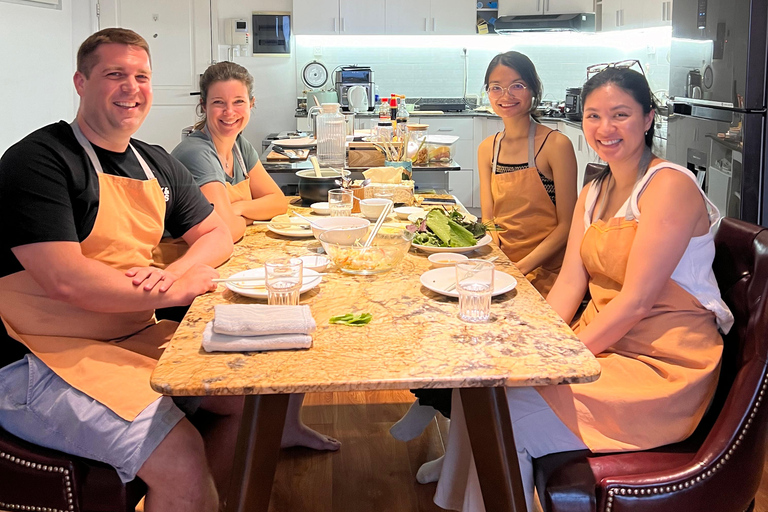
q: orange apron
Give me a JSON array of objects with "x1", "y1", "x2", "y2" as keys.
[
  {"x1": 0, "y1": 122, "x2": 176, "y2": 421},
  {"x1": 152, "y1": 134, "x2": 251, "y2": 267},
  {"x1": 491, "y1": 120, "x2": 563, "y2": 297},
  {"x1": 537, "y1": 203, "x2": 723, "y2": 452}
]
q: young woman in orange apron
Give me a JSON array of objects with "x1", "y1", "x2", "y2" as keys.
[
  {"x1": 478, "y1": 51, "x2": 578, "y2": 298},
  {"x1": 433, "y1": 67, "x2": 733, "y2": 512},
  {"x1": 169, "y1": 62, "x2": 288, "y2": 250},
  {"x1": 392, "y1": 52, "x2": 580, "y2": 486}
]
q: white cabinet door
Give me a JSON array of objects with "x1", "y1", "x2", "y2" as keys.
[
  {"x1": 293, "y1": 0, "x2": 340, "y2": 35},
  {"x1": 601, "y1": 0, "x2": 620, "y2": 30},
  {"x1": 386, "y1": 0, "x2": 431, "y2": 34},
  {"x1": 431, "y1": 0, "x2": 476, "y2": 35},
  {"x1": 620, "y1": 0, "x2": 645, "y2": 29},
  {"x1": 499, "y1": 0, "x2": 542, "y2": 17},
  {"x1": 340, "y1": 0, "x2": 387, "y2": 34},
  {"x1": 448, "y1": 170, "x2": 475, "y2": 209},
  {"x1": 543, "y1": 0, "x2": 594, "y2": 15},
  {"x1": 641, "y1": 0, "x2": 672, "y2": 27}
]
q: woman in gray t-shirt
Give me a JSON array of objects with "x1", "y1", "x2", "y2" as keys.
[{"x1": 172, "y1": 62, "x2": 287, "y2": 242}]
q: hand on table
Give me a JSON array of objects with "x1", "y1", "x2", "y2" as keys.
[{"x1": 125, "y1": 267, "x2": 180, "y2": 292}]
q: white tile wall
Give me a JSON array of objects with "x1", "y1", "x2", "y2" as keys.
[{"x1": 295, "y1": 27, "x2": 672, "y2": 103}]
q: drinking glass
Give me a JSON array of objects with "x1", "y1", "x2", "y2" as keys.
[
  {"x1": 455, "y1": 259, "x2": 495, "y2": 323},
  {"x1": 371, "y1": 184, "x2": 395, "y2": 202},
  {"x1": 328, "y1": 188, "x2": 354, "y2": 217},
  {"x1": 264, "y1": 258, "x2": 303, "y2": 306}
]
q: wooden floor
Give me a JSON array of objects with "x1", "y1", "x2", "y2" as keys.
[{"x1": 132, "y1": 389, "x2": 768, "y2": 512}]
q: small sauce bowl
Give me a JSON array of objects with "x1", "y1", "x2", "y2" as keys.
[
  {"x1": 299, "y1": 254, "x2": 330, "y2": 272},
  {"x1": 428, "y1": 253, "x2": 469, "y2": 268}
]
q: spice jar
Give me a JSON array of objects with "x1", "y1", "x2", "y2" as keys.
[{"x1": 406, "y1": 124, "x2": 429, "y2": 165}]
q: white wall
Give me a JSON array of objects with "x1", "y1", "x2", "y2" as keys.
[
  {"x1": 0, "y1": 0, "x2": 94, "y2": 153},
  {"x1": 215, "y1": 0, "x2": 297, "y2": 151}
]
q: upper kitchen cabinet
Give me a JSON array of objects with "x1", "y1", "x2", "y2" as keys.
[
  {"x1": 600, "y1": 0, "x2": 671, "y2": 30},
  {"x1": 293, "y1": 0, "x2": 386, "y2": 35},
  {"x1": 386, "y1": 0, "x2": 475, "y2": 34},
  {"x1": 499, "y1": 0, "x2": 593, "y2": 17}
]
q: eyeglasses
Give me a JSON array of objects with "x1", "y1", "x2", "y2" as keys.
[
  {"x1": 586, "y1": 59, "x2": 645, "y2": 80},
  {"x1": 485, "y1": 82, "x2": 527, "y2": 98}
]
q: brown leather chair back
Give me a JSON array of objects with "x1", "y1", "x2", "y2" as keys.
[{"x1": 535, "y1": 217, "x2": 768, "y2": 512}]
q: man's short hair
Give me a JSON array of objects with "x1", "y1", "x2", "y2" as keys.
[{"x1": 76, "y1": 28, "x2": 152, "y2": 78}]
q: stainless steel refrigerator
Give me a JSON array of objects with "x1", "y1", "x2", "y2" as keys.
[{"x1": 666, "y1": 0, "x2": 768, "y2": 225}]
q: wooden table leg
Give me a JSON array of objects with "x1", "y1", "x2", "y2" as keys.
[
  {"x1": 461, "y1": 387, "x2": 528, "y2": 512},
  {"x1": 225, "y1": 393, "x2": 289, "y2": 512}
]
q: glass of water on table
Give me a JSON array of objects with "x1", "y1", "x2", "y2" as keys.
[
  {"x1": 264, "y1": 257, "x2": 303, "y2": 306},
  {"x1": 455, "y1": 259, "x2": 495, "y2": 323},
  {"x1": 328, "y1": 188, "x2": 354, "y2": 217}
]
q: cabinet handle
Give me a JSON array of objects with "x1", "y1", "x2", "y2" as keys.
[
  {"x1": 615, "y1": 10, "x2": 619, "y2": 26},
  {"x1": 437, "y1": 128, "x2": 454, "y2": 132},
  {"x1": 537, "y1": 0, "x2": 541, "y2": 12},
  {"x1": 545, "y1": 0, "x2": 549, "y2": 12},
  {"x1": 333, "y1": 18, "x2": 337, "y2": 32},
  {"x1": 432, "y1": 18, "x2": 436, "y2": 32},
  {"x1": 341, "y1": 17, "x2": 345, "y2": 32},
  {"x1": 424, "y1": 17, "x2": 428, "y2": 32}
]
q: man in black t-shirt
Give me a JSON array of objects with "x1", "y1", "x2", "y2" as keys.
[{"x1": 0, "y1": 29, "x2": 237, "y2": 511}]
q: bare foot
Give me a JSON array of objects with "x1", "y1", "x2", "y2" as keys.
[{"x1": 281, "y1": 423, "x2": 341, "y2": 451}]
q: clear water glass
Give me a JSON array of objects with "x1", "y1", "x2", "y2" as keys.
[
  {"x1": 455, "y1": 259, "x2": 495, "y2": 323},
  {"x1": 371, "y1": 184, "x2": 395, "y2": 202},
  {"x1": 265, "y1": 258, "x2": 303, "y2": 306},
  {"x1": 328, "y1": 188, "x2": 354, "y2": 217}
]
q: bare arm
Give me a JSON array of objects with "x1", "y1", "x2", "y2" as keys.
[
  {"x1": 515, "y1": 132, "x2": 578, "y2": 275},
  {"x1": 230, "y1": 160, "x2": 289, "y2": 221},
  {"x1": 477, "y1": 136, "x2": 497, "y2": 242},
  {"x1": 199, "y1": 181, "x2": 248, "y2": 242},
  {"x1": 165, "y1": 209, "x2": 233, "y2": 275},
  {"x1": 576, "y1": 168, "x2": 710, "y2": 355},
  {"x1": 547, "y1": 185, "x2": 590, "y2": 324},
  {"x1": 12, "y1": 241, "x2": 218, "y2": 313}
]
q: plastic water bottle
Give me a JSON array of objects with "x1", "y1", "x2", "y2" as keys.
[{"x1": 315, "y1": 103, "x2": 346, "y2": 168}]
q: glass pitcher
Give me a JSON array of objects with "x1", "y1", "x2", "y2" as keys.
[{"x1": 315, "y1": 103, "x2": 346, "y2": 168}]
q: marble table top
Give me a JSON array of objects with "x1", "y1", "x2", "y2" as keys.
[{"x1": 151, "y1": 199, "x2": 601, "y2": 396}]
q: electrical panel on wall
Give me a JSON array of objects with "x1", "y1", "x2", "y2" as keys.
[{"x1": 252, "y1": 12, "x2": 291, "y2": 56}]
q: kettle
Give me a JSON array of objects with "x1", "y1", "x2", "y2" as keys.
[{"x1": 347, "y1": 85, "x2": 369, "y2": 113}]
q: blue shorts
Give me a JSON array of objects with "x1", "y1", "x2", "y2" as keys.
[{"x1": 0, "y1": 355, "x2": 188, "y2": 483}]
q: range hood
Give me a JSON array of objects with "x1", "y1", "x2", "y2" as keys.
[{"x1": 494, "y1": 13, "x2": 595, "y2": 32}]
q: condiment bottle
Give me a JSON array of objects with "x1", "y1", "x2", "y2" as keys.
[
  {"x1": 389, "y1": 95, "x2": 398, "y2": 132},
  {"x1": 396, "y1": 96, "x2": 410, "y2": 141},
  {"x1": 315, "y1": 103, "x2": 346, "y2": 168}
]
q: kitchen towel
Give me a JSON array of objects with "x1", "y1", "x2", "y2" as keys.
[
  {"x1": 202, "y1": 322, "x2": 312, "y2": 352},
  {"x1": 212, "y1": 304, "x2": 316, "y2": 336}
]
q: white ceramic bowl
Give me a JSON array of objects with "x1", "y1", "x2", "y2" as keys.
[
  {"x1": 394, "y1": 206, "x2": 426, "y2": 220},
  {"x1": 309, "y1": 216, "x2": 370, "y2": 244},
  {"x1": 360, "y1": 198, "x2": 393, "y2": 220},
  {"x1": 299, "y1": 254, "x2": 330, "y2": 272},
  {"x1": 310, "y1": 202, "x2": 331, "y2": 215},
  {"x1": 428, "y1": 253, "x2": 469, "y2": 268}
]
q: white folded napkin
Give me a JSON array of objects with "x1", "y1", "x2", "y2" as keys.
[
  {"x1": 202, "y1": 323, "x2": 312, "y2": 352},
  {"x1": 212, "y1": 304, "x2": 316, "y2": 336}
]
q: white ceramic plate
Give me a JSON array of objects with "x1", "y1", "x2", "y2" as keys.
[
  {"x1": 225, "y1": 268, "x2": 322, "y2": 299},
  {"x1": 419, "y1": 267, "x2": 517, "y2": 298},
  {"x1": 273, "y1": 137, "x2": 317, "y2": 148},
  {"x1": 412, "y1": 234, "x2": 493, "y2": 254},
  {"x1": 310, "y1": 202, "x2": 331, "y2": 215},
  {"x1": 267, "y1": 214, "x2": 315, "y2": 237}
]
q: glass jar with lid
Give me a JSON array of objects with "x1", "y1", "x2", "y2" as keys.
[
  {"x1": 406, "y1": 124, "x2": 429, "y2": 165},
  {"x1": 315, "y1": 103, "x2": 346, "y2": 168},
  {"x1": 374, "y1": 120, "x2": 393, "y2": 143}
]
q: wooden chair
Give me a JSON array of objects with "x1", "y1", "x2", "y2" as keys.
[{"x1": 533, "y1": 217, "x2": 768, "y2": 512}]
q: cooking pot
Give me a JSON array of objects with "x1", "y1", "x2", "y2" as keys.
[
  {"x1": 306, "y1": 90, "x2": 338, "y2": 109},
  {"x1": 295, "y1": 168, "x2": 351, "y2": 205}
]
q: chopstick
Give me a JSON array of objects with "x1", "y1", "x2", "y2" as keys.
[
  {"x1": 444, "y1": 256, "x2": 499, "y2": 292},
  {"x1": 363, "y1": 201, "x2": 394, "y2": 247},
  {"x1": 213, "y1": 274, "x2": 327, "y2": 284}
]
